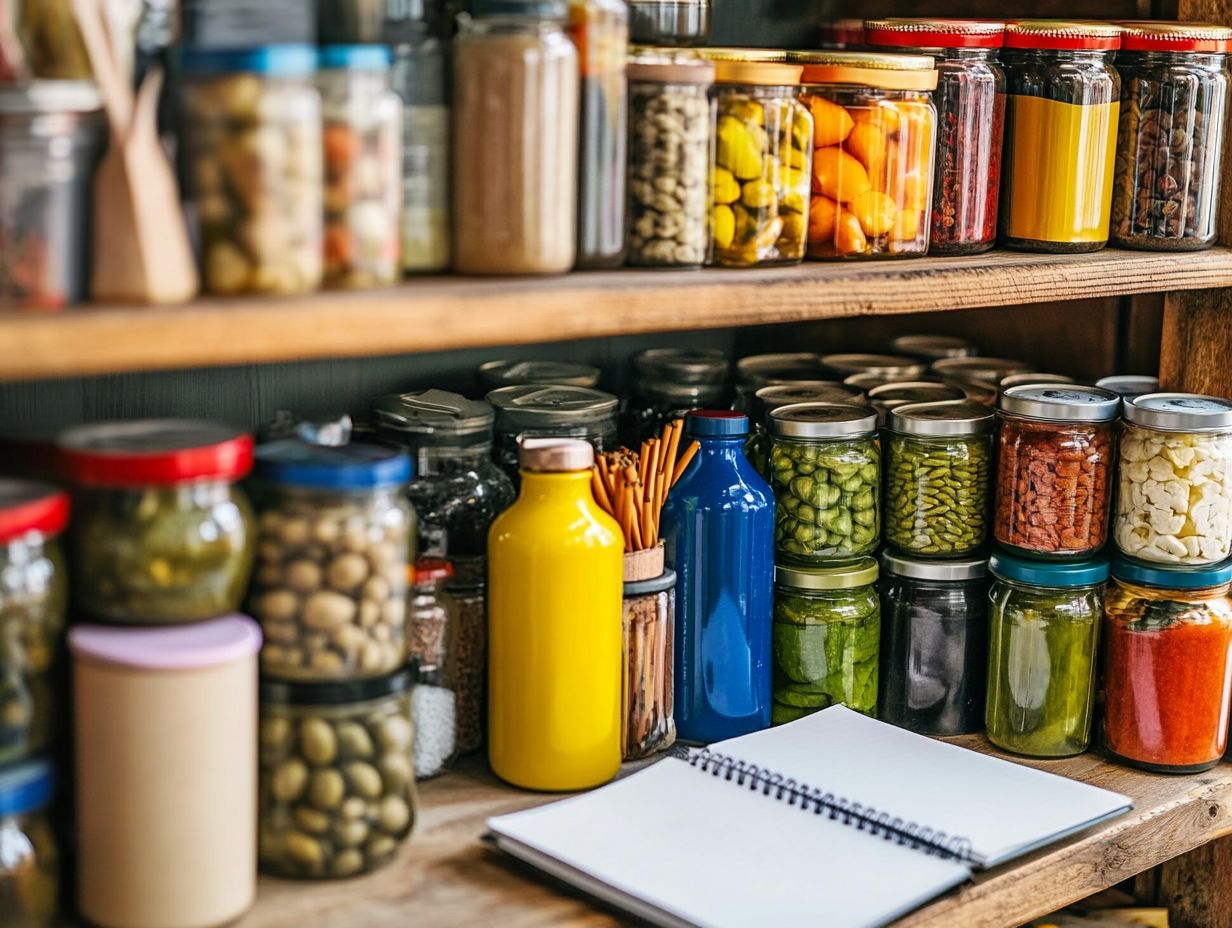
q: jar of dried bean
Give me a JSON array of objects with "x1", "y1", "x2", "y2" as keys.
[
  {"x1": 746, "y1": 381, "x2": 866, "y2": 478},
  {"x1": 704, "y1": 52, "x2": 813, "y2": 268},
  {"x1": 0, "y1": 759, "x2": 58, "y2": 928},
  {"x1": 733, "y1": 352, "x2": 830, "y2": 411},
  {"x1": 885, "y1": 400, "x2": 994, "y2": 557},
  {"x1": 1110, "y1": 22, "x2": 1230, "y2": 251},
  {"x1": 822, "y1": 353, "x2": 928, "y2": 382},
  {"x1": 768, "y1": 402, "x2": 880, "y2": 564},
  {"x1": 623, "y1": 348, "x2": 730, "y2": 446},
  {"x1": 863, "y1": 19, "x2": 1006, "y2": 255},
  {"x1": 994, "y1": 384, "x2": 1119, "y2": 558},
  {"x1": 626, "y1": 54, "x2": 715, "y2": 269},
  {"x1": 487, "y1": 384, "x2": 619, "y2": 486},
  {"x1": 622, "y1": 567, "x2": 676, "y2": 759},
  {"x1": 795, "y1": 51, "x2": 938, "y2": 259},
  {"x1": 866, "y1": 380, "x2": 964, "y2": 427},
  {"x1": 890, "y1": 334, "x2": 976, "y2": 362},
  {"x1": 1114, "y1": 393, "x2": 1232, "y2": 566},
  {"x1": 409, "y1": 557, "x2": 459, "y2": 779},
  {"x1": 1000, "y1": 21, "x2": 1122, "y2": 252}
]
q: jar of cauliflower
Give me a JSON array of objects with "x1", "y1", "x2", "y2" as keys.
[{"x1": 1115, "y1": 393, "x2": 1232, "y2": 566}]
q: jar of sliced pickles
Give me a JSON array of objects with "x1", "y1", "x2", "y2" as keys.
[
  {"x1": 0, "y1": 759, "x2": 58, "y2": 928},
  {"x1": 795, "y1": 51, "x2": 938, "y2": 259},
  {"x1": 487, "y1": 384, "x2": 619, "y2": 485},
  {"x1": 746, "y1": 381, "x2": 866, "y2": 478}
]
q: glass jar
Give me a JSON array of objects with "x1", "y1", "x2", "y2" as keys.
[
  {"x1": 477, "y1": 359, "x2": 601, "y2": 392},
  {"x1": 628, "y1": 0, "x2": 709, "y2": 46},
  {"x1": 453, "y1": 1, "x2": 578, "y2": 274},
  {"x1": 622, "y1": 567, "x2": 676, "y2": 760},
  {"x1": 258, "y1": 669, "x2": 417, "y2": 879},
  {"x1": 985, "y1": 551, "x2": 1109, "y2": 758},
  {"x1": 1000, "y1": 22, "x2": 1122, "y2": 252},
  {"x1": 999, "y1": 373, "x2": 1075, "y2": 395},
  {"x1": 0, "y1": 81, "x2": 103, "y2": 308},
  {"x1": 1111, "y1": 24, "x2": 1230, "y2": 251},
  {"x1": 1114, "y1": 393, "x2": 1232, "y2": 565},
  {"x1": 623, "y1": 348, "x2": 730, "y2": 447},
  {"x1": 446, "y1": 584, "x2": 486, "y2": 754},
  {"x1": 1096, "y1": 374, "x2": 1159, "y2": 399},
  {"x1": 891, "y1": 334, "x2": 976, "y2": 362},
  {"x1": 822, "y1": 353, "x2": 928, "y2": 382},
  {"x1": 772, "y1": 558, "x2": 880, "y2": 724},
  {"x1": 879, "y1": 552, "x2": 989, "y2": 736},
  {"x1": 248, "y1": 441, "x2": 413, "y2": 682},
  {"x1": 57, "y1": 420, "x2": 255, "y2": 624},
  {"x1": 933, "y1": 356, "x2": 1033, "y2": 406},
  {"x1": 768, "y1": 402, "x2": 880, "y2": 564},
  {"x1": 626, "y1": 54, "x2": 715, "y2": 269},
  {"x1": 885, "y1": 400, "x2": 994, "y2": 557},
  {"x1": 746, "y1": 381, "x2": 866, "y2": 478},
  {"x1": 1103, "y1": 558, "x2": 1232, "y2": 773},
  {"x1": 796, "y1": 51, "x2": 938, "y2": 259},
  {"x1": 409, "y1": 557, "x2": 459, "y2": 779},
  {"x1": 0, "y1": 482, "x2": 67, "y2": 767},
  {"x1": 705, "y1": 53, "x2": 812, "y2": 268},
  {"x1": 733, "y1": 352, "x2": 831, "y2": 411},
  {"x1": 866, "y1": 380, "x2": 964, "y2": 427},
  {"x1": 319, "y1": 46, "x2": 403, "y2": 289},
  {"x1": 0, "y1": 760, "x2": 58, "y2": 928},
  {"x1": 487, "y1": 384, "x2": 620, "y2": 485}
]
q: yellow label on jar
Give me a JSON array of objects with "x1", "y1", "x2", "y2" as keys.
[{"x1": 1003, "y1": 95, "x2": 1119, "y2": 244}]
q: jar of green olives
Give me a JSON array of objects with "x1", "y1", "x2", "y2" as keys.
[
  {"x1": 746, "y1": 381, "x2": 864, "y2": 478},
  {"x1": 884, "y1": 400, "x2": 994, "y2": 557},
  {"x1": 768, "y1": 402, "x2": 880, "y2": 564},
  {"x1": 259, "y1": 667, "x2": 417, "y2": 879},
  {"x1": 0, "y1": 759, "x2": 58, "y2": 927},
  {"x1": 57, "y1": 420, "x2": 256, "y2": 624}
]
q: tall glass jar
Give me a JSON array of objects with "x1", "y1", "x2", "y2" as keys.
[
  {"x1": 986, "y1": 551, "x2": 1109, "y2": 758},
  {"x1": 733, "y1": 352, "x2": 830, "y2": 411},
  {"x1": 621, "y1": 568, "x2": 676, "y2": 759},
  {"x1": 891, "y1": 334, "x2": 976, "y2": 362},
  {"x1": 452, "y1": 1, "x2": 578, "y2": 274},
  {"x1": 0, "y1": 759, "x2": 58, "y2": 927},
  {"x1": 746, "y1": 381, "x2": 865, "y2": 478},
  {"x1": 768, "y1": 402, "x2": 880, "y2": 564},
  {"x1": 623, "y1": 348, "x2": 730, "y2": 447},
  {"x1": 1000, "y1": 21, "x2": 1122, "y2": 252},
  {"x1": 1114, "y1": 393, "x2": 1232, "y2": 566},
  {"x1": 993, "y1": 384, "x2": 1120, "y2": 558},
  {"x1": 486, "y1": 384, "x2": 620, "y2": 486},
  {"x1": 1111, "y1": 23, "x2": 1230, "y2": 251},
  {"x1": 795, "y1": 51, "x2": 938, "y2": 259},
  {"x1": 409, "y1": 557, "x2": 460, "y2": 779},
  {"x1": 821, "y1": 353, "x2": 927, "y2": 382},
  {"x1": 628, "y1": 0, "x2": 709, "y2": 46}
]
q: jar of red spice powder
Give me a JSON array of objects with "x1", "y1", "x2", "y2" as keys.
[{"x1": 863, "y1": 18, "x2": 1006, "y2": 255}]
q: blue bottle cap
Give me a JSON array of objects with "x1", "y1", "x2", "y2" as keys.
[
  {"x1": 254, "y1": 440, "x2": 411, "y2": 490},
  {"x1": 687, "y1": 409, "x2": 748, "y2": 438},
  {"x1": 989, "y1": 549, "x2": 1110, "y2": 587},
  {"x1": 179, "y1": 45, "x2": 317, "y2": 76},
  {"x1": 318, "y1": 45, "x2": 393, "y2": 71},
  {"x1": 0, "y1": 759, "x2": 53, "y2": 816},
  {"x1": 1112, "y1": 556, "x2": 1232, "y2": 590}
]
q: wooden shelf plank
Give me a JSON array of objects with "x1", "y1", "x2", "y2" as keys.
[
  {"x1": 237, "y1": 740, "x2": 1232, "y2": 928},
  {"x1": 2, "y1": 247, "x2": 1230, "y2": 382}
]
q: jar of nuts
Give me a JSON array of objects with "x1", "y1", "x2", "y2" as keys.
[{"x1": 249, "y1": 440, "x2": 415, "y2": 681}]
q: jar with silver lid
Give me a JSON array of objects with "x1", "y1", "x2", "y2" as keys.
[
  {"x1": 933, "y1": 356, "x2": 1032, "y2": 404},
  {"x1": 999, "y1": 372, "x2": 1075, "y2": 394},
  {"x1": 733, "y1": 352, "x2": 830, "y2": 411},
  {"x1": 1097, "y1": 374, "x2": 1159, "y2": 399},
  {"x1": 866, "y1": 381, "x2": 965, "y2": 427},
  {"x1": 487, "y1": 384, "x2": 620, "y2": 485},
  {"x1": 890, "y1": 334, "x2": 976, "y2": 362},
  {"x1": 821, "y1": 353, "x2": 928, "y2": 382},
  {"x1": 746, "y1": 381, "x2": 866, "y2": 478},
  {"x1": 624, "y1": 348, "x2": 731, "y2": 446},
  {"x1": 627, "y1": 0, "x2": 709, "y2": 46},
  {"x1": 477, "y1": 359, "x2": 601, "y2": 392}
]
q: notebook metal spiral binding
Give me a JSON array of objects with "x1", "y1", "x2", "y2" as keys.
[{"x1": 689, "y1": 749, "x2": 976, "y2": 864}]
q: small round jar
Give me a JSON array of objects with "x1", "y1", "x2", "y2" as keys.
[
  {"x1": 477, "y1": 359, "x2": 601, "y2": 392},
  {"x1": 487, "y1": 384, "x2": 620, "y2": 485},
  {"x1": 248, "y1": 440, "x2": 413, "y2": 681},
  {"x1": 57, "y1": 420, "x2": 255, "y2": 624},
  {"x1": 985, "y1": 551, "x2": 1109, "y2": 758},
  {"x1": 878, "y1": 552, "x2": 989, "y2": 735},
  {"x1": 0, "y1": 482, "x2": 68, "y2": 766},
  {"x1": 1103, "y1": 557, "x2": 1232, "y2": 773},
  {"x1": 258, "y1": 668, "x2": 417, "y2": 879},
  {"x1": 1096, "y1": 374, "x2": 1159, "y2": 399},
  {"x1": 866, "y1": 380, "x2": 965, "y2": 426},
  {"x1": 628, "y1": 0, "x2": 709, "y2": 46},
  {"x1": 821, "y1": 353, "x2": 928, "y2": 382},
  {"x1": 746, "y1": 381, "x2": 866, "y2": 478},
  {"x1": 1111, "y1": 23, "x2": 1230, "y2": 251},
  {"x1": 409, "y1": 557, "x2": 459, "y2": 779},
  {"x1": 768, "y1": 402, "x2": 880, "y2": 564},
  {"x1": 795, "y1": 51, "x2": 938, "y2": 259},
  {"x1": 624, "y1": 348, "x2": 731, "y2": 446},
  {"x1": 885, "y1": 400, "x2": 994, "y2": 557},
  {"x1": 0, "y1": 760, "x2": 58, "y2": 928},
  {"x1": 733, "y1": 352, "x2": 830, "y2": 410},
  {"x1": 993, "y1": 385, "x2": 1120, "y2": 557},
  {"x1": 1114, "y1": 393, "x2": 1232, "y2": 565},
  {"x1": 891, "y1": 334, "x2": 976, "y2": 362},
  {"x1": 772, "y1": 558, "x2": 880, "y2": 723},
  {"x1": 622, "y1": 567, "x2": 677, "y2": 759}
]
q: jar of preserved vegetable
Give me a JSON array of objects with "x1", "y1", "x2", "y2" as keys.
[
  {"x1": 0, "y1": 482, "x2": 67, "y2": 767},
  {"x1": 866, "y1": 380, "x2": 964, "y2": 427},
  {"x1": 259, "y1": 668, "x2": 417, "y2": 879},
  {"x1": 768, "y1": 402, "x2": 880, "y2": 564},
  {"x1": 487, "y1": 384, "x2": 619, "y2": 485},
  {"x1": 822, "y1": 353, "x2": 928, "y2": 381},
  {"x1": 994, "y1": 385, "x2": 1119, "y2": 558},
  {"x1": 319, "y1": 46, "x2": 403, "y2": 289},
  {"x1": 1096, "y1": 374, "x2": 1159, "y2": 399},
  {"x1": 1103, "y1": 557, "x2": 1232, "y2": 773},
  {"x1": 409, "y1": 557, "x2": 459, "y2": 779},
  {"x1": 0, "y1": 759, "x2": 58, "y2": 928},
  {"x1": 477, "y1": 359, "x2": 601, "y2": 392},
  {"x1": 628, "y1": 0, "x2": 709, "y2": 46},
  {"x1": 885, "y1": 400, "x2": 993, "y2": 557},
  {"x1": 795, "y1": 51, "x2": 938, "y2": 259},
  {"x1": 622, "y1": 567, "x2": 676, "y2": 760},
  {"x1": 705, "y1": 51, "x2": 812, "y2": 267},
  {"x1": 626, "y1": 53, "x2": 715, "y2": 269},
  {"x1": 1111, "y1": 23, "x2": 1230, "y2": 251},
  {"x1": 733, "y1": 352, "x2": 830, "y2": 411},
  {"x1": 864, "y1": 19, "x2": 1006, "y2": 255},
  {"x1": 772, "y1": 558, "x2": 879, "y2": 724},
  {"x1": 1001, "y1": 21, "x2": 1122, "y2": 252},
  {"x1": 746, "y1": 381, "x2": 866, "y2": 478},
  {"x1": 623, "y1": 348, "x2": 730, "y2": 446},
  {"x1": 57, "y1": 420, "x2": 255, "y2": 624},
  {"x1": 986, "y1": 551, "x2": 1109, "y2": 757},
  {"x1": 879, "y1": 552, "x2": 989, "y2": 735},
  {"x1": 1114, "y1": 393, "x2": 1232, "y2": 566},
  {"x1": 890, "y1": 334, "x2": 976, "y2": 362}
]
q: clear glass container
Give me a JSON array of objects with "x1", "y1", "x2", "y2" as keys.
[
  {"x1": 0, "y1": 760, "x2": 58, "y2": 928},
  {"x1": 623, "y1": 348, "x2": 730, "y2": 447},
  {"x1": 446, "y1": 584, "x2": 486, "y2": 754},
  {"x1": 409, "y1": 557, "x2": 459, "y2": 779},
  {"x1": 622, "y1": 568, "x2": 676, "y2": 759},
  {"x1": 745, "y1": 381, "x2": 865, "y2": 478},
  {"x1": 628, "y1": 0, "x2": 709, "y2": 46},
  {"x1": 487, "y1": 384, "x2": 620, "y2": 485}
]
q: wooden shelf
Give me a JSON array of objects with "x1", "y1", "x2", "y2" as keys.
[
  {"x1": 4, "y1": 247, "x2": 1231, "y2": 383},
  {"x1": 236, "y1": 739, "x2": 1232, "y2": 928}
]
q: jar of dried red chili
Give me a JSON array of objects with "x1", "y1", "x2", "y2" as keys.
[
  {"x1": 993, "y1": 384, "x2": 1120, "y2": 558},
  {"x1": 1103, "y1": 557, "x2": 1232, "y2": 773},
  {"x1": 863, "y1": 18, "x2": 1006, "y2": 255}
]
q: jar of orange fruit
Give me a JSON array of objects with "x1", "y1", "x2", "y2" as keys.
[{"x1": 793, "y1": 52, "x2": 938, "y2": 259}]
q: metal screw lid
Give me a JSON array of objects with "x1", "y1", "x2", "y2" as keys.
[
  {"x1": 999, "y1": 373, "x2": 1075, "y2": 392},
  {"x1": 1124, "y1": 393, "x2": 1232, "y2": 432},
  {"x1": 769, "y1": 402, "x2": 878, "y2": 439},
  {"x1": 1096, "y1": 375, "x2": 1160, "y2": 398},
  {"x1": 998, "y1": 384, "x2": 1121, "y2": 423},
  {"x1": 752, "y1": 382, "x2": 865, "y2": 424},
  {"x1": 633, "y1": 348, "x2": 730, "y2": 385},
  {"x1": 373, "y1": 389, "x2": 495, "y2": 447},
  {"x1": 888, "y1": 400, "x2": 995, "y2": 436},
  {"x1": 868, "y1": 381, "x2": 965, "y2": 405},
  {"x1": 736, "y1": 353, "x2": 829, "y2": 386},
  {"x1": 822, "y1": 353, "x2": 928, "y2": 379},
  {"x1": 932, "y1": 356, "x2": 1032, "y2": 384},
  {"x1": 477, "y1": 359, "x2": 601, "y2": 390},
  {"x1": 890, "y1": 334, "x2": 976, "y2": 361},
  {"x1": 486, "y1": 385, "x2": 620, "y2": 431},
  {"x1": 776, "y1": 557, "x2": 879, "y2": 590},
  {"x1": 881, "y1": 551, "x2": 988, "y2": 582}
]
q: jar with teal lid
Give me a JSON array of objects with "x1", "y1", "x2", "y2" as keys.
[
  {"x1": 0, "y1": 759, "x2": 58, "y2": 927},
  {"x1": 772, "y1": 558, "x2": 880, "y2": 724},
  {"x1": 985, "y1": 550, "x2": 1109, "y2": 758},
  {"x1": 745, "y1": 381, "x2": 865, "y2": 479}
]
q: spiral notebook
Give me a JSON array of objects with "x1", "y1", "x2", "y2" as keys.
[{"x1": 486, "y1": 707, "x2": 1132, "y2": 928}]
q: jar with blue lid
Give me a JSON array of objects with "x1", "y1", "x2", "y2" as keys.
[
  {"x1": 0, "y1": 759, "x2": 57, "y2": 927},
  {"x1": 248, "y1": 440, "x2": 415, "y2": 681}
]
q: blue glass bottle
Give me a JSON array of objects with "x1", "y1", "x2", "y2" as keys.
[{"x1": 663, "y1": 410, "x2": 775, "y2": 743}]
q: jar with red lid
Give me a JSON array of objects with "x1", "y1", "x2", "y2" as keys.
[
  {"x1": 864, "y1": 19, "x2": 1006, "y2": 255},
  {"x1": 57, "y1": 420, "x2": 255, "y2": 624}
]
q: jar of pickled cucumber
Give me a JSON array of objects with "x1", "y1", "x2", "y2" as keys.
[
  {"x1": 746, "y1": 381, "x2": 866, "y2": 478},
  {"x1": 768, "y1": 402, "x2": 880, "y2": 564},
  {"x1": 487, "y1": 384, "x2": 620, "y2": 486},
  {"x1": 772, "y1": 558, "x2": 879, "y2": 724},
  {"x1": 0, "y1": 759, "x2": 58, "y2": 928},
  {"x1": 885, "y1": 400, "x2": 993, "y2": 557},
  {"x1": 794, "y1": 51, "x2": 938, "y2": 259}
]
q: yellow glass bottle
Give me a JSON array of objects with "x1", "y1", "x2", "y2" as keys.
[{"x1": 488, "y1": 437, "x2": 623, "y2": 791}]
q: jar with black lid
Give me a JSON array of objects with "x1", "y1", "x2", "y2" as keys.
[
  {"x1": 477, "y1": 359, "x2": 601, "y2": 392},
  {"x1": 623, "y1": 348, "x2": 730, "y2": 446},
  {"x1": 486, "y1": 384, "x2": 619, "y2": 485}
]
